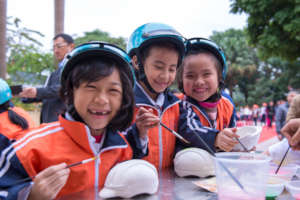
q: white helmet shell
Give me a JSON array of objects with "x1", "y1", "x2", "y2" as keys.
[
  {"x1": 174, "y1": 148, "x2": 215, "y2": 178},
  {"x1": 99, "y1": 159, "x2": 159, "y2": 199}
]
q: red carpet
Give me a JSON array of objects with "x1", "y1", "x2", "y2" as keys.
[{"x1": 258, "y1": 125, "x2": 277, "y2": 143}]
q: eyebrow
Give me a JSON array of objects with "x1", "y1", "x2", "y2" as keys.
[{"x1": 154, "y1": 60, "x2": 177, "y2": 67}]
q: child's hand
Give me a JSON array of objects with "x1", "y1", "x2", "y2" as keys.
[
  {"x1": 28, "y1": 163, "x2": 70, "y2": 200},
  {"x1": 215, "y1": 128, "x2": 239, "y2": 152},
  {"x1": 136, "y1": 107, "x2": 160, "y2": 139}
]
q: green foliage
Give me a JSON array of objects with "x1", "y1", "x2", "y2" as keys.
[
  {"x1": 6, "y1": 17, "x2": 54, "y2": 86},
  {"x1": 210, "y1": 29, "x2": 260, "y2": 103},
  {"x1": 230, "y1": 0, "x2": 300, "y2": 61},
  {"x1": 74, "y1": 29, "x2": 127, "y2": 50}
]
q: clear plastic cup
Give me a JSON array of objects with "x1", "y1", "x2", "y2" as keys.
[{"x1": 215, "y1": 152, "x2": 270, "y2": 200}]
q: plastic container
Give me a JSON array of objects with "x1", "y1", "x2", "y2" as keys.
[
  {"x1": 233, "y1": 126, "x2": 262, "y2": 151},
  {"x1": 265, "y1": 175, "x2": 286, "y2": 199},
  {"x1": 268, "y1": 162, "x2": 298, "y2": 181},
  {"x1": 215, "y1": 152, "x2": 270, "y2": 200},
  {"x1": 285, "y1": 180, "x2": 300, "y2": 199}
]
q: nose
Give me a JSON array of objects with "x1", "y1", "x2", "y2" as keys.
[
  {"x1": 194, "y1": 76, "x2": 204, "y2": 86},
  {"x1": 94, "y1": 92, "x2": 109, "y2": 105},
  {"x1": 159, "y1": 69, "x2": 170, "y2": 81}
]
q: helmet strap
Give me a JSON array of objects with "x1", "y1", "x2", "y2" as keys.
[{"x1": 134, "y1": 50, "x2": 159, "y2": 95}]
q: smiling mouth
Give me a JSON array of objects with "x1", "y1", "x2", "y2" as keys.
[{"x1": 88, "y1": 110, "x2": 110, "y2": 116}]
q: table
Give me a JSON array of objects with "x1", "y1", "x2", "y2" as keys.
[{"x1": 58, "y1": 169, "x2": 294, "y2": 200}]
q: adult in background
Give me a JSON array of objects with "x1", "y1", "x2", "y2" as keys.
[
  {"x1": 275, "y1": 90, "x2": 298, "y2": 140},
  {"x1": 20, "y1": 33, "x2": 75, "y2": 123}
]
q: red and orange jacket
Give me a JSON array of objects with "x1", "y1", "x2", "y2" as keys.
[
  {"x1": 176, "y1": 92, "x2": 237, "y2": 153},
  {"x1": 125, "y1": 83, "x2": 180, "y2": 170},
  {"x1": 0, "y1": 114, "x2": 143, "y2": 199},
  {"x1": 0, "y1": 106, "x2": 35, "y2": 139}
]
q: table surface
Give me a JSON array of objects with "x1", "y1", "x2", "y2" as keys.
[{"x1": 58, "y1": 169, "x2": 295, "y2": 200}]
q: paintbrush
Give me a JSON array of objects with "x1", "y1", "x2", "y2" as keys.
[
  {"x1": 6, "y1": 156, "x2": 98, "y2": 187},
  {"x1": 160, "y1": 122, "x2": 190, "y2": 144},
  {"x1": 275, "y1": 146, "x2": 290, "y2": 174},
  {"x1": 189, "y1": 128, "x2": 247, "y2": 193},
  {"x1": 236, "y1": 137, "x2": 250, "y2": 152}
]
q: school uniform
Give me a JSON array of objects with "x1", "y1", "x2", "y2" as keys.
[
  {"x1": 125, "y1": 83, "x2": 181, "y2": 170},
  {"x1": 0, "y1": 106, "x2": 35, "y2": 139},
  {"x1": 0, "y1": 113, "x2": 144, "y2": 200},
  {"x1": 176, "y1": 92, "x2": 236, "y2": 153}
]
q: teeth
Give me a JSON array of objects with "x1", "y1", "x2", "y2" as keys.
[{"x1": 90, "y1": 110, "x2": 108, "y2": 115}]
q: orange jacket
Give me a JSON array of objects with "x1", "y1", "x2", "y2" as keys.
[
  {"x1": 126, "y1": 83, "x2": 180, "y2": 170},
  {"x1": 0, "y1": 106, "x2": 35, "y2": 139},
  {"x1": 0, "y1": 115, "x2": 133, "y2": 199},
  {"x1": 174, "y1": 93, "x2": 237, "y2": 153}
]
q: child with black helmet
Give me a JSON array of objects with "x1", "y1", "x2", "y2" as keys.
[
  {"x1": 0, "y1": 78, "x2": 35, "y2": 139},
  {"x1": 176, "y1": 38, "x2": 239, "y2": 152},
  {"x1": 125, "y1": 22, "x2": 186, "y2": 170},
  {"x1": 0, "y1": 42, "x2": 147, "y2": 199}
]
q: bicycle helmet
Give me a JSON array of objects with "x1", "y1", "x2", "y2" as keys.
[
  {"x1": 185, "y1": 38, "x2": 227, "y2": 80},
  {"x1": 0, "y1": 79, "x2": 12, "y2": 105},
  {"x1": 61, "y1": 41, "x2": 135, "y2": 88}
]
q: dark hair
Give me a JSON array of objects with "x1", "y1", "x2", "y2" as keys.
[
  {"x1": 53, "y1": 33, "x2": 74, "y2": 44},
  {"x1": 176, "y1": 49, "x2": 222, "y2": 93},
  {"x1": 140, "y1": 41, "x2": 180, "y2": 64},
  {"x1": 0, "y1": 101, "x2": 29, "y2": 130},
  {"x1": 60, "y1": 57, "x2": 135, "y2": 132}
]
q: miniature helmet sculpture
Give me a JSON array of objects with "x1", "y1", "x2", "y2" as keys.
[
  {"x1": 174, "y1": 148, "x2": 215, "y2": 178},
  {"x1": 99, "y1": 159, "x2": 159, "y2": 199}
]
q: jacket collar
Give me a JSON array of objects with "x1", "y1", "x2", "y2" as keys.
[
  {"x1": 59, "y1": 114, "x2": 127, "y2": 154},
  {"x1": 134, "y1": 82, "x2": 180, "y2": 109}
]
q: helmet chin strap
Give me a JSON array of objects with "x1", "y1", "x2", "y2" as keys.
[{"x1": 134, "y1": 50, "x2": 160, "y2": 95}]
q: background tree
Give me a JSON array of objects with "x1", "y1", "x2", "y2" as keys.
[
  {"x1": 54, "y1": 0, "x2": 64, "y2": 36},
  {"x1": 230, "y1": 0, "x2": 300, "y2": 61},
  {"x1": 210, "y1": 29, "x2": 260, "y2": 104},
  {"x1": 74, "y1": 29, "x2": 127, "y2": 49},
  {"x1": 7, "y1": 17, "x2": 53, "y2": 85}
]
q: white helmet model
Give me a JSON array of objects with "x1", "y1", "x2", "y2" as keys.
[
  {"x1": 174, "y1": 148, "x2": 215, "y2": 178},
  {"x1": 99, "y1": 159, "x2": 159, "y2": 199}
]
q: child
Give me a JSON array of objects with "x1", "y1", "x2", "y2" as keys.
[
  {"x1": 125, "y1": 22, "x2": 185, "y2": 170},
  {"x1": 0, "y1": 78, "x2": 35, "y2": 139},
  {"x1": 0, "y1": 42, "x2": 146, "y2": 200},
  {"x1": 176, "y1": 38, "x2": 239, "y2": 152}
]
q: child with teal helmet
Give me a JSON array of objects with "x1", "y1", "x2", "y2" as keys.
[
  {"x1": 0, "y1": 42, "x2": 148, "y2": 199},
  {"x1": 125, "y1": 22, "x2": 186, "y2": 169},
  {"x1": 176, "y1": 38, "x2": 239, "y2": 153},
  {"x1": 0, "y1": 78, "x2": 35, "y2": 139}
]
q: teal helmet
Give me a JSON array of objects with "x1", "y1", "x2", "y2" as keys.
[
  {"x1": 60, "y1": 41, "x2": 135, "y2": 88},
  {"x1": 127, "y1": 22, "x2": 185, "y2": 60},
  {"x1": 185, "y1": 38, "x2": 227, "y2": 80},
  {"x1": 0, "y1": 78, "x2": 12, "y2": 105},
  {"x1": 127, "y1": 22, "x2": 185, "y2": 94}
]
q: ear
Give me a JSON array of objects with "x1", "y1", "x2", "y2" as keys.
[{"x1": 131, "y1": 55, "x2": 139, "y2": 70}]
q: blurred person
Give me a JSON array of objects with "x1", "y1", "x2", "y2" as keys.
[
  {"x1": 275, "y1": 90, "x2": 298, "y2": 140},
  {"x1": 20, "y1": 33, "x2": 75, "y2": 123},
  {"x1": 260, "y1": 102, "x2": 267, "y2": 126},
  {"x1": 266, "y1": 101, "x2": 275, "y2": 128},
  {"x1": 252, "y1": 104, "x2": 260, "y2": 126}
]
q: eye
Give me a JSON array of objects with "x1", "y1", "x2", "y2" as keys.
[
  {"x1": 169, "y1": 67, "x2": 176, "y2": 73},
  {"x1": 155, "y1": 65, "x2": 163, "y2": 70},
  {"x1": 184, "y1": 73, "x2": 194, "y2": 79},
  {"x1": 109, "y1": 88, "x2": 122, "y2": 95}
]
